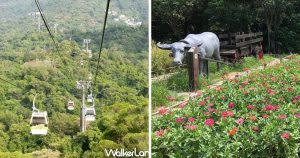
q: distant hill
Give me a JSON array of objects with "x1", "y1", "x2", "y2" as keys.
[{"x1": 0, "y1": 0, "x2": 148, "y2": 53}]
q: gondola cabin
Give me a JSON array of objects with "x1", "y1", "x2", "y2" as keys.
[
  {"x1": 30, "y1": 111, "x2": 48, "y2": 135},
  {"x1": 85, "y1": 107, "x2": 96, "y2": 122},
  {"x1": 87, "y1": 94, "x2": 93, "y2": 103},
  {"x1": 67, "y1": 100, "x2": 75, "y2": 111}
]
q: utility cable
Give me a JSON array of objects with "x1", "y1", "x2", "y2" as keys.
[{"x1": 93, "y1": 0, "x2": 111, "y2": 93}]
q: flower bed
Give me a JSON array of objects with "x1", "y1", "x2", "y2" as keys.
[{"x1": 152, "y1": 55, "x2": 300, "y2": 157}]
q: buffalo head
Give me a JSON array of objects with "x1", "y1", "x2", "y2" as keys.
[{"x1": 157, "y1": 42, "x2": 201, "y2": 65}]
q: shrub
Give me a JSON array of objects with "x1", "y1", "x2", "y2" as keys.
[{"x1": 152, "y1": 55, "x2": 300, "y2": 157}]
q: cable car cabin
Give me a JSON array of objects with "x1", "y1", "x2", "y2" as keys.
[
  {"x1": 67, "y1": 101, "x2": 75, "y2": 111},
  {"x1": 30, "y1": 111, "x2": 48, "y2": 135},
  {"x1": 87, "y1": 94, "x2": 93, "y2": 103},
  {"x1": 85, "y1": 107, "x2": 96, "y2": 122},
  {"x1": 88, "y1": 73, "x2": 92, "y2": 80}
]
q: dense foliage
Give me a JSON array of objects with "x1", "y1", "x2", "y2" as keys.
[
  {"x1": 153, "y1": 55, "x2": 300, "y2": 157},
  {"x1": 0, "y1": 0, "x2": 148, "y2": 157},
  {"x1": 152, "y1": 0, "x2": 300, "y2": 53}
]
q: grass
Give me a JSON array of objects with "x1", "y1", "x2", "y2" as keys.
[{"x1": 152, "y1": 55, "x2": 278, "y2": 109}]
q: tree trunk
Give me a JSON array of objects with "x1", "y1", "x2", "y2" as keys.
[{"x1": 267, "y1": 24, "x2": 272, "y2": 54}]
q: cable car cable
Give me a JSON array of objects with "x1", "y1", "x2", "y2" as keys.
[
  {"x1": 34, "y1": 0, "x2": 59, "y2": 51},
  {"x1": 93, "y1": 0, "x2": 110, "y2": 93},
  {"x1": 0, "y1": 77, "x2": 18, "y2": 87}
]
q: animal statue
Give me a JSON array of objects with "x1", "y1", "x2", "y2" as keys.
[{"x1": 157, "y1": 32, "x2": 221, "y2": 75}]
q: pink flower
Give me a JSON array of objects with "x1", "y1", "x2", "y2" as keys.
[
  {"x1": 279, "y1": 114, "x2": 287, "y2": 120},
  {"x1": 294, "y1": 114, "x2": 300, "y2": 118},
  {"x1": 243, "y1": 80, "x2": 249, "y2": 86},
  {"x1": 203, "y1": 111, "x2": 210, "y2": 116},
  {"x1": 204, "y1": 118, "x2": 215, "y2": 126},
  {"x1": 247, "y1": 105, "x2": 255, "y2": 110},
  {"x1": 158, "y1": 108, "x2": 168, "y2": 115},
  {"x1": 227, "y1": 111, "x2": 234, "y2": 117},
  {"x1": 155, "y1": 129, "x2": 165, "y2": 137},
  {"x1": 281, "y1": 132, "x2": 290, "y2": 139},
  {"x1": 188, "y1": 117, "x2": 195, "y2": 122},
  {"x1": 267, "y1": 89, "x2": 274, "y2": 95},
  {"x1": 265, "y1": 105, "x2": 275, "y2": 111},
  {"x1": 198, "y1": 101, "x2": 206, "y2": 106},
  {"x1": 184, "y1": 125, "x2": 197, "y2": 131},
  {"x1": 208, "y1": 103, "x2": 214, "y2": 107},
  {"x1": 176, "y1": 117, "x2": 184, "y2": 123},
  {"x1": 208, "y1": 108, "x2": 214, "y2": 112},
  {"x1": 222, "y1": 111, "x2": 234, "y2": 118},
  {"x1": 206, "y1": 96, "x2": 211, "y2": 101},
  {"x1": 235, "y1": 118, "x2": 244, "y2": 125},
  {"x1": 295, "y1": 96, "x2": 300, "y2": 100},
  {"x1": 228, "y1": 102, "x2": 235, "y2": 108}
]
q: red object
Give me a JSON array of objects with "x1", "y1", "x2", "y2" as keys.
[
  {"x1": 204, "y1": 118, "x2": 215, "y2": 126},
  {"x1": 258, "y1": 51, "x2": 263, "y2": 60}
]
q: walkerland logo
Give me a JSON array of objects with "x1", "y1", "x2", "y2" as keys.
[{"x1": 104, "y1": 148, "x2": 148, "y2": 157}]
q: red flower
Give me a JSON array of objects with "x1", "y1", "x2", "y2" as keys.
[
  {"x1": 198, "y1": 101, "x2": 206, "y2": 106},
  {"x1": 188, "y1": 117, "x2": 195, "y2": 122},
  {"x1": 247, "y1": 105, "x2": 255, "y2": 110},
  {"x1": 262, "y1": 114, "x2": 269, "y2": 119},
  {"x1": 229, "y1": 127, "x2": 238, "y2": 136},
  {"x1": 279, "y1": 114, "x2": 287, "y2": 120},
  {"x1": 265, "y1": 105, "x2": 275, "y2": 111},
  {"x1": 294, "y1": 114, "x2": 300, "y2": 118},
  {"x1": 155, "y1": 129, "x2": 165, "y2": 137},
  {"x1": 221, "y1": 111, "x2": 228, "y2": 118},
  {"x1": 158, "y1": 108, "x2": 168, "y2": 115},
  {"x1": 184, "y1": 125, "x2": 197, "y2": 131},
  {"x1": 235, "y1": 118, "x2": 244, "y2": 125},
  {"x1": 273, "y1": 105, "x2": 280, "y2": 110},
  {"x1": 228, "y1": 102, "x2": 235, "y2": 108},
  {"x1": 176, "y1": 117, "x2": 184, "y2": 123},
  {"x1": 267, "y1": 89, "x2": 275, "y2": 95},
  {"x1": 208, "y1": 103, "x2": 214, "y2": 107},
  {"x1": 243, "y1": 80, "x2": 249, "y2": 86},
  {"x1": 204, "y1": 118, "x2": 215, "y2": 126},
  {"x1": 281, "y1": 132, "x2": 290, "y2": 139},
  {"x1": 251, "y1": 126, "x2": 259, "y2": 132},
  {"x1": 292, "y1": 99, "x2": 298, "y2": 104}
]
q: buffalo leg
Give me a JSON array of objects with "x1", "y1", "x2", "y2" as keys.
[{"x1": 199, "y1": 59, "x2": 204, "y2": 76}]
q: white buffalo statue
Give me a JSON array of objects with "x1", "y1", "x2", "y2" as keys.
[{"x1": 157, "y1": 32, "x2": 221, "y2": 74}]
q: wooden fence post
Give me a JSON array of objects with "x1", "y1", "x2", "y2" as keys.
[{"x1": 187, "y1": 47, "x2": 199, "y2": 91}]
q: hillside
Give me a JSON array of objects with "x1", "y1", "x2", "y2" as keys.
[
  {"x1": 0, "y1": 0, "x2": 148, "y2": 157},
  {"x1": 0, "y1": 0, "x2": 148, "y2": 53}
]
